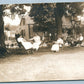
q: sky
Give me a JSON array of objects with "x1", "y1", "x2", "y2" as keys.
[
  {"x1": 3, "y1": 5, "x2": 31, "y2": 26},
  {"x1": 3, "y1": 14, "x2": 21, "y2": 26},
  {"x1": 3, "y1": 5, "x2": 84, "y2": 26}
]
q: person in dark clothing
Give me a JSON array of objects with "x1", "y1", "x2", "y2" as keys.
[{"x1": 15, "y1": 33, "x2": 22, "y2": 48}]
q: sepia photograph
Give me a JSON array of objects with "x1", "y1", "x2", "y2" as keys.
[{"x1": 0, "y1": 2, "x2": 84, "y2": 82}]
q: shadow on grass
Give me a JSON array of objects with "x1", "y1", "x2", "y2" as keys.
[{"x1": 0, "y1": 46, "x2": 84, "y2": 58}]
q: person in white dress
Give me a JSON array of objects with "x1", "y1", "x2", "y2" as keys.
[
  {"x1": 51, "y1": 41, "x2": 60, "y2": 52},
  {"x1": 17, "y1": 36, "x2": 33, "y2": 50},
  {"x1": 57, "y1": 38, "x2": 64, "y2": 48},
  {"x1": 79, "y1": 33, "x2": 83, "y2": 46},
  {"x1": 30, "y1": 33, "x2": 41, "y2": 51},
  {"x1": 79, "y1": 34, "x2": 83, "y2": 41}
]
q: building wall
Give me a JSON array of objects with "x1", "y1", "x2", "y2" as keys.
[
  {"x1": 25, "y1": 25, "x2": 30, "y2": 40},
  {"x1": 20, "y1": 24, "x2": 29, "y2": 41},
  {"x1": 20, "y1": 14, "x2": 34, "y2": 40}
]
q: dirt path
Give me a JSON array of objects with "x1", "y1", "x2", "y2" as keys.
[{"x1": 0, "y1": 47, "x2": 84, "y2": 82}]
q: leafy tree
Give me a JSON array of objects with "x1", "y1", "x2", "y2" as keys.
[
  {"x1": 29, "y1": 3, "x2": 56, "y2": 32},
  {"x1": 0, "y1": 5, "x2": 6, "y2": 55},
  {"x1": 54, "y1": 3, "x2": 65, "y2": 38},
  {"x1": 0, "y1": 4, "x2": 30, "y2": 56},
  {"x1": 29, "y1": 2, "x2": 84, "y2": 38},
  {"x1": 0, "y1": 2, "x2": 84, "y2": 56}
]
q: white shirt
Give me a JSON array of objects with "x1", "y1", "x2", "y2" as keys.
[
  {"x1": 30, "y1": 35, "x2": 41, "y2": 44},
  {"x1": 79, "y1": 36, "x2": 83, "y2": 41},
  {"x1": 17, "y1": 37, "x2": 23, "y2": 42},
  {"x1": 33, "y1": 36, "x2": 41, "y2": 42},
  {"x1": 57, "y1": 38, "x2": 64, "y2": 44},
  {"x1": 51, "y1": 43, "x2": 59, "y2": 52},
  {"x1": 17, "y1": 37, "x2": 33, "y2": 49}
]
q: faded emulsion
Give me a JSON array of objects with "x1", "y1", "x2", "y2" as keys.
[{"x1": 0, "y1": 2, "x2": 84, "y2": 82}]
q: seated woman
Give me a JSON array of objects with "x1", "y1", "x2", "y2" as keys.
[
  {"x1": 17, "y1": 36, "x2": 33, "y2": 54},
  {"x1": 57, "y1": 37, "x2": 64, "y2": 48},
  {"x1": 79, "y1": 33, "x2": 83, "y2": 45},
  {"x1": 29, "y1": 33, "x2": 41, "y2": 51},
  {"x1": 51, "y1": 41, "x2": 60, "y2": 52},
  {"x1": 74, "y1": 34, "x2": 83, "y2": 47}
]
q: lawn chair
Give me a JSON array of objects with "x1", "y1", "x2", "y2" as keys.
[{"x1": 17, "y1": 37, "x2": 33, "y2": 54}]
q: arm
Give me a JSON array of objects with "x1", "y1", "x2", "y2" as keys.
[{"x1": 29, "y1": 37, "x2": 34, "y2": 40}]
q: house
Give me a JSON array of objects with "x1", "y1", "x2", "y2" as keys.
[
  {"x1": 19, "y1": 13, "x2": 45, "y2": 41},
  {"x1": 19, "y1": 14, "x2": 34, "y2": 41},
  {"x1": 19, "y1": 13, "x2": 83, "y2": 42},
  {"x1": 19, "y1": 14, "x2": 74, "y2": 41}
]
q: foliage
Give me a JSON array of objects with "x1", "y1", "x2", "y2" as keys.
[
  {"x1": 0, "y1": 3, "x2": 84, "y2": 55},
  {"x1": 29, "y1": 3, "x2": 56, "y2": 32},
  {"x1": 29, "y1": 3, "x2": 84, "y2": 37},
  {"x1": 0, "y1": 4, "x2": 30, "y2": 55}
]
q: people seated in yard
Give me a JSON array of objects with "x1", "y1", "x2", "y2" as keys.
[
  {"x1": 29, "y1": 33, "x2": 41, "y2": 51},
  {"x1": 51, "y1": 41, "x2": 60, "y2": 52},
  {"x1": 66, "y1": 34, "x2": 84, "y2": 47},
  {"x1": 16, "y1": 35, "x2": 23, "y2": 48},
  {"x1": 17, "y1": 36, "x2": 33, "y2": 49},
  {"x1": 51, "y1": 37, "x2": 64, "y2": 52},
  {"x1": 57, "y1": 37, "x2": 64, "y2": 48},
  {"x1": 17, "y1": 36, "x2": 33, "y2": 54},
  {"x1": 76, "y1": 34, "x2": 83, "y2": 47},
  {"x1": 79, "y1": 33, "x2": 83, "y2": 44},
  {"x1": 15, "y1": 32, "x2": 21, "y2": 48},
  {"x1": 66, "y1": 36, "x2": 77, "y2": 47},
  {"x1": 64, "y1": 41, "x2": 69, "y2": 47},
  {"x1": 17, "y1": 36, "x2": 23, "y2": 43}
]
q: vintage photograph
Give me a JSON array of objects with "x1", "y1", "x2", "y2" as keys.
[{"x1": 0, "y1": 2, "x2": 84, "y2": 82}]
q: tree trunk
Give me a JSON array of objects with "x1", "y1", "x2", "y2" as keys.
[
  {"x1": 54, "y1": 3, "x2": 64, "y2": 38},
  {"x1": 56, "y1": 15, "x2": 62, "y2": 38},
  {"x1": 0, "y1": 5, "x2": 7, "y2": 55}
]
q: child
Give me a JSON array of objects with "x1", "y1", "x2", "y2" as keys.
[
  {"x1": 51, "y1": 41, "x2": 60, "y2": 52},
  {"x1": 57, "y1": 38, "x2": 64, "y2": 48},
  {"x1": 79, "y1": 33, "x2": 83, "y2": 45}
]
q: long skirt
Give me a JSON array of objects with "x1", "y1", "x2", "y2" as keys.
[
  {"x1": 22, "y1": 42, "x2": 33, "y2": 50},
  {"x1": 32, "y1": 42, "x2": 41, "y2": 51},
  {"x1": 51, "y1": 44, "x2": 59, "y2": 52}
]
